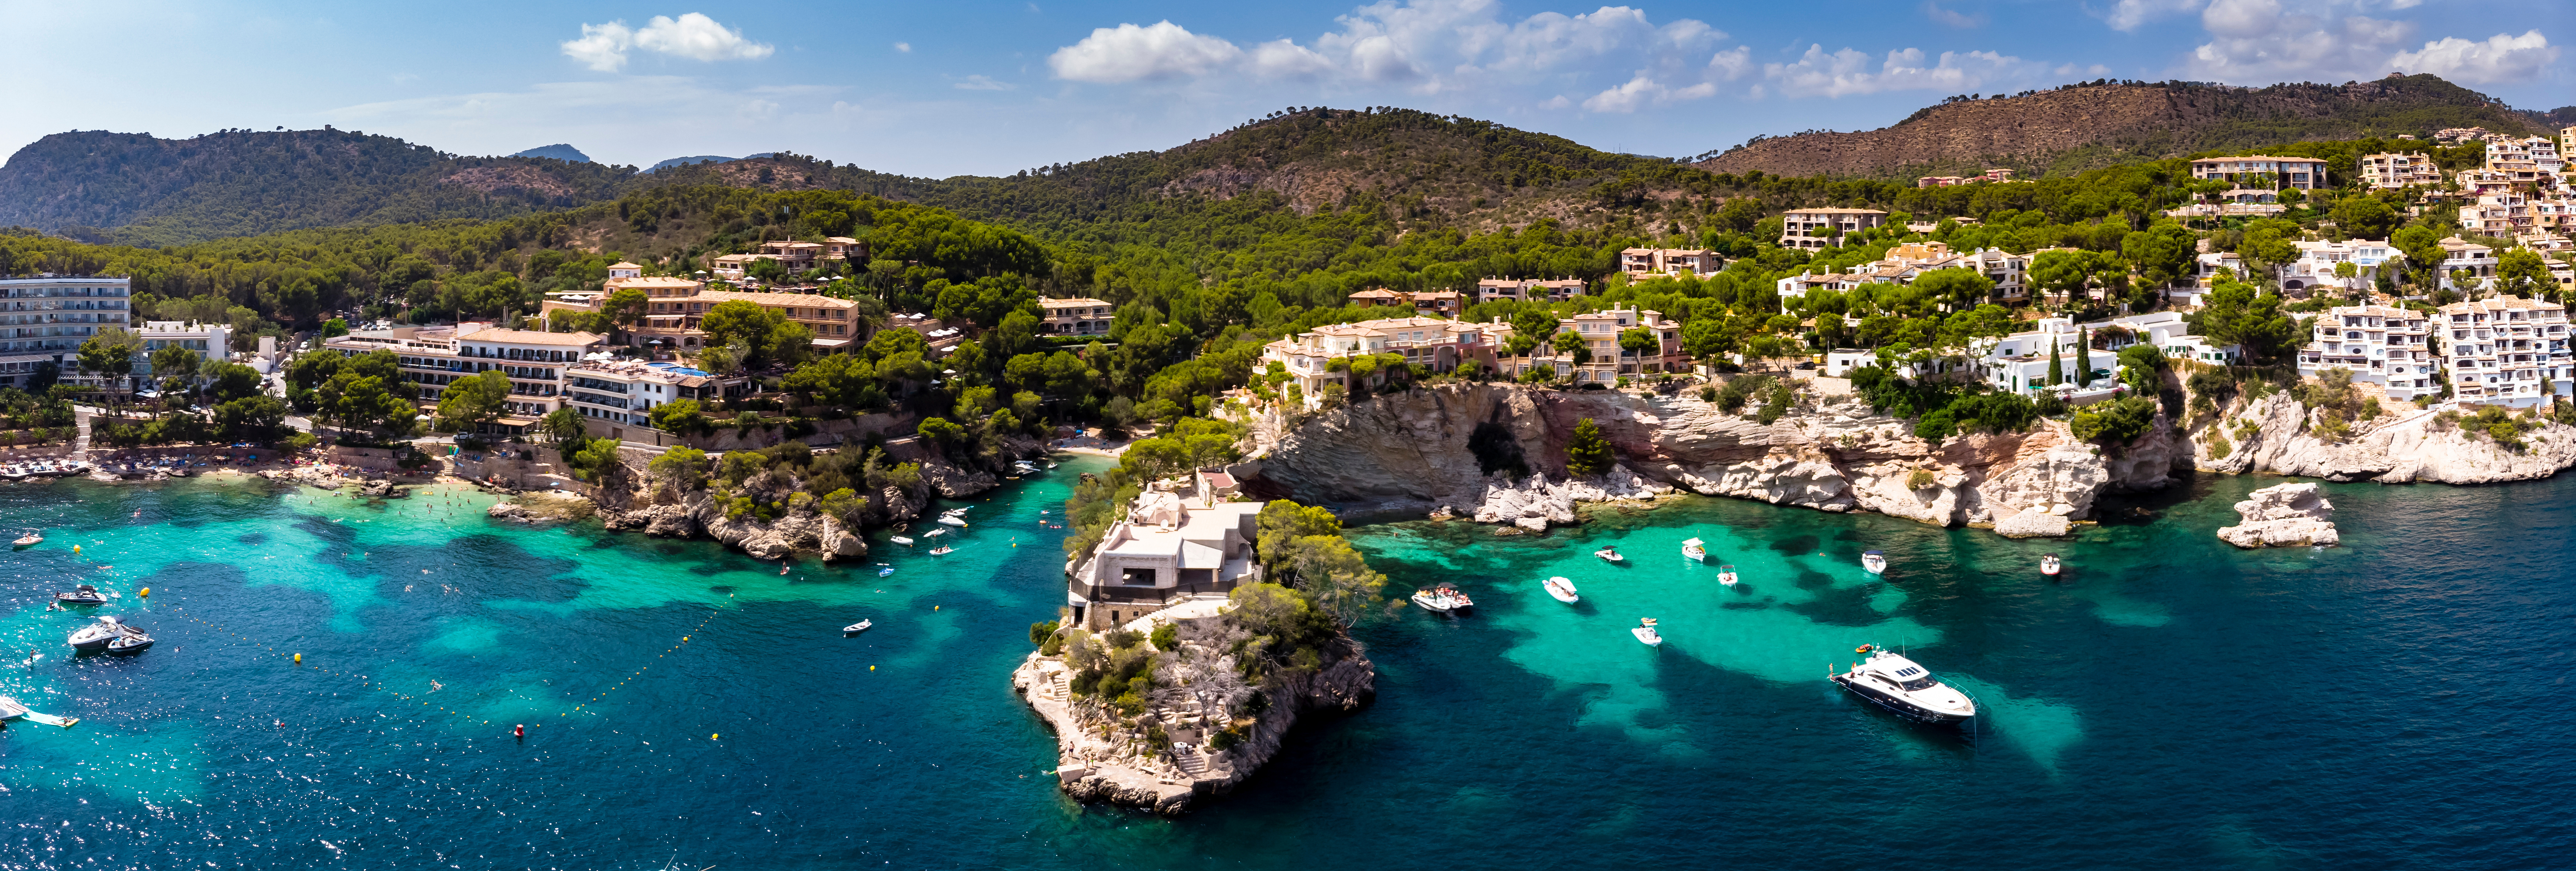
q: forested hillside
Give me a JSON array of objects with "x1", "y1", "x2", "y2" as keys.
[
  {"x1": 1696, "y1": 74, "x2": 2547, "y2": 180},
  {"x1": 0, "y1": 129, "x2": 641, "y2": 245}
]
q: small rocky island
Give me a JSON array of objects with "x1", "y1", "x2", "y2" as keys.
[
  {"x1": 2217, "y1": 482, "x2": 2340, "y2": 548},
  {"x1": 1018, "y1": 477, "x2": 1379, "y2": 814}
]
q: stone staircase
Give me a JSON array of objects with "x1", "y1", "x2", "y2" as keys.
[
  {"x1": 1172, "y1": 746, "x2": 1208, "y2": 776},
  {"x1": 70, "y1": 410, "x2": 92, "y2": 461}
]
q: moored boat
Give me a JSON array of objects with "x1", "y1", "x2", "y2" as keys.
[
  {"x1": 1541, "y1": 576, "x2": 1578, "y2": 603},
  {"x1": 1681, "y1": 537, "x2": 1707, "y2": 562},
  {"x1": 1410, "y1": 583, "x2": 1472, "y2": 614},
  {"x1": 878, "y1": 566, "x2": 895, "y2": 577},
  {"x1": 1861, "y1": 550, "x2": 1887, "y2": 575},
  {"x1": 1716, "y1": 564, "x2": 1739, "y2": 586},
  {"x1": 55, "y1": 584, "x2": 108, "y2": 605},
  {"x1": 843, "y1": 619, "x2": 872, "y2": 634},
  {"x1": 2040, "y1": 554, "x2": 2062, "y2": 577},
  {"x1": 929, "y1": 545, "x2": 954, "y2": 555},
  {"x1": 1594, "y1": 546, "x2": 1624, "y2": 563},
  {"x1": 936, "y1": 515, "x2": 968, "y2": 527},
  {"x1": 1631, "y1": 618, "x2": 1662, "y2": 646},
  {"x1": 13, "y1": 532, "x2": 40, "y2": 547},
  {"x1": 890, "y1": 535, "x2": 914, "y2": 546},
  {"x1": 67, "y1": 617, "x2": 122, "y2": 652},
  {"x1": 1830, "y1": 645, "x2": 1977, "y2": 725},
  {"x1": 106, "y1": 627, "x2": 154, "y2": 654}
]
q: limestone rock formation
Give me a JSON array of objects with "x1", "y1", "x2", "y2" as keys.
[
  {"x1": 1233, "y1": 382, "x2": 2180, "y2": 538},
  {"x1": 1470, "y1": 465, "x2": 1670, "y2": 530},
  {"x1": 2216, "y1": 482, "x2": 2340, "y2": 548},
  {"x1": 2195, "y1": 392, "x2": 2576, "y2": 484}
]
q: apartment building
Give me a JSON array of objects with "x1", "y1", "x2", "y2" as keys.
[
  {"x1": 1778, "y1": 208, "x2": 1887, "y2": 249},
  {"x1": 2278, "y1": 240, "x2": 2402, "y2": 294},
  {"x1": 1038, "y1": 297, "x2": 1114, "y2": 335},
  {"x1": 2437, "y1": 296, "x2": 2572, "y2": 407},
  {"x1": 1488, "y1": 305, "x2": 1682, "y2": 384},
  {"x1": 2435, "y1": 237, "x2": 2500, "y2": 291},
  {"x1": 1471, "y1": 277, "x2": 1587, "y2": 304},
  {"x1": 757, "y1": 240, "x2": 825, "y2": 272},
  {"x1": 2359, "y1": 152, "x2": 2443, "y2": 189},
  {"x1": 1617, "y1": 248, "x2": 1722, "y2": 279},
  {"x1": 824, "y1": 237, "x2": 865, "y2": 260},
  {"x1": 2297, "y1": 305, "x2": 2436, "y2": 401},
  {"x1": 1258, "y1": 316, "x2": 1507, "y2": 406},
  {"x1": 2189, "y1": 155, "x2": 2329, "y2": 189},
  {"x1": 2460, "y1": 192, "x2": 2535, "y2": 235},
  {"x1": 0, "y1": 275, "x2": 137, "y2": 389},
  {"x1": 132, "y1": 321, "x2": 233, "y2": 382},
  {"x1": 325, "y1": 324, "x2": 606, "y2": 429},
  {"x1": 2489, "y1": 136, "x2": 2563, "y2": 176},
  {"x1": 542, "y1": 275, "x2": 864, "y2": 350},
  {"x1": 1347, "y1": 288, "x2": 1408, "y2": 308},
  {"x1": 563, "y1": 358, "x2": 726, "y2": 428},
  {"x1": 1776, "y1": 271, "x2": 1879, "y2": 306},
  {"x1": 1412, "y1": 290, "x2": 1464, "y2": 318},
  {"x1": 1916, "y1": 169, "x2": 2016, "y2": 188},
  {"x1": 1854, "y1": 241, "x2": 2033, "y2": 303}
]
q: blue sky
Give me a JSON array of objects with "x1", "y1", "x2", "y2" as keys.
[{"x1": 3, "y1": 1, "x2": 2567, "y2": 178}]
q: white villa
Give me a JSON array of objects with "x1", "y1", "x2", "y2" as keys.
[
  {"x1": 2278, "y1": 240, "x2": 2403, "y2": 294},
  {"x1": 1064, "y1": 474, "x2": 1265, "y2": 630}
]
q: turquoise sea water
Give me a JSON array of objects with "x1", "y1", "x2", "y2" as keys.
[{"x1": 0, "y1": 461, "x2": 2570, "y2": 869}]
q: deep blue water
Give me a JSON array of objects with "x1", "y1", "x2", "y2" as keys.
[{"x1": 0, "y1": 463, "x2": 2570, "y2": 870}]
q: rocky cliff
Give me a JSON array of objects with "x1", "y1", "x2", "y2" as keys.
[
  {"x1": 1233, "y1": 382, "x2": 2183, "y2": 537},
  {"x1": 2190, "y1": 392, "x2": 2576, "y2": 484}
]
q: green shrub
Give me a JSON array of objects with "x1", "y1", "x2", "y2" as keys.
[{"x1": 1906, "y1": 469, "x2": 1936, "y2": 490}]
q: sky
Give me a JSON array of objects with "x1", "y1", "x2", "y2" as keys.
[{"x1": 3, "y1": 0, "x2": 2567, "y2": 179}]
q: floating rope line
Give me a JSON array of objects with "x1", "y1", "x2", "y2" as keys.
[{"x1": 161, "y1": 594, "x2": 731, "y2": 727}]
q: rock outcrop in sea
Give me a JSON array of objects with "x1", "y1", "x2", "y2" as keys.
[
  {"x1": 1013, "y1": 608, "x2": 1375, "y2": 815},
  {"x1": 591, "y1": 436, "x2": 1040, "y2": 560},
  {"x1": 2216, "y1": 482, "x2": 2340, "y2": 548},
  {"x1": 1230, "y1": 382, "x2": 2184, "y2": 537}
]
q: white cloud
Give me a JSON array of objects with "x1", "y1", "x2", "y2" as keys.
[
  {"x1": 1247, "y1": 39, "x2": 1336, "y2": 79},
  {"x1": 2055, "y1": 62, "x2": 2114, "y2": 77},
  {"x1": 1921, "y1": 1, "x2": 1984, "y2": 28},
  {"x1": 562, "y1": 22, "x2": 635, "y2": 72},
  {"x1": 955, "y1": 74, "x2": 1016, "y2": 91},
  {"x1": 1581, "y1": 73, "x2": 1716, "y2": 112},
  {"x1": 2390, "y1": 30, "x2": 2559, "y2": 84},
  {"x1": 2181, "y1": 0, "x2": 2418, "y2": 82},
  {"x1": 2105, "y1": 0, "x2": 2207, "y2": 33},
  {"x1": 558, "y1": 14, "x2": 771, "y2": 72},
  {"x1": 895, "y1": 42, "x2": 911, "y2": 53},
  {"x1": 1047, "y1": 21, "x2": 1243, "y2": 83},
  {"x1": 1707, "y1": 46, "x2": 1752, "y2": 80},
  {"x1": 1764, "y1": 45, "x2": 2030, "y2": 98}
]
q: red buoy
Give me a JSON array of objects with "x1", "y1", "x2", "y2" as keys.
[{"x1": 514, "y1": 724, "x2": 525, "y2": 738}]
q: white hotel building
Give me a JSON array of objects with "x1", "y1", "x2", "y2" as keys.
[
  {"x1": 2296, "y1": 305, "x2": 2437, "y2": 401},
  {"x1": 325, "y1": 323, "x2": 607, "y2": 431},
  {"x1": 0, "y1": 275, "x2": 135, "y2": 388}
]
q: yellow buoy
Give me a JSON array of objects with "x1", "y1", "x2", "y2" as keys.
[
  {"x1": 72, "y1": 545, "x2": 80, "y2": 554},
  {"x1": 138, "y1": 587, "x2": 149, "y2": 597},
  {"x1": 869, "y1": 665, "x2": 875, "y2": 671},
  {"x1": 293, "y1": 653, "x2": 303, "y2": 663},
  {"x1": 712, "y1": 733, "x2": 719, "y2": 740}
]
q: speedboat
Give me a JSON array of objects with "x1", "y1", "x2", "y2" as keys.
[
  {"x1": 1631, "y1": 618, "x2": 1662, "y2": 646},
  {"x1": 68, "y1": 617, "x2": 122, "y2": 652},
  {"x1": 1013, "y1": 461, "x2": 1041, "y2": 474},
  {"x1": 928, "y1": 545, "x2": 954, "y2": 556},
  {"x1": 1681, "y1": 537, "x2": 1707, "y2": 561},
  {"x1": 55, "y1": 584, "x2": 108, "y2": 605},
  {"x1": 843, "y1": 620, "x2": 872, "y2": 634},
  {"x1": 877, "y1": 566, "x2": 895, "y2": 577},
  {"x1": 924, "y1": 528, "x2": 947, "y2": 538},
  {"x1": 936, "y1": 515, "x2": 968, "y2": 527},
  {"x1": 1541, "y1": 576, "x2": 1579, "y2": 603},
  {"x1": 106, "y1": 626, "x2": 153, "y2": 654},
  {"x1": 1861, "y1": 550, "x2": 1887, "y2": 575},
  {"x1": 2040, "y1": 554, "x2": 2062, "y2": 578},
  {"x1": 1410, "y1": 584, "x2": 1472, "y2": 613},
  {"x1": 1716, "y1": 564, "x2": 1739, "y2": 586},
  {"x1": 1831, "y1": 645, "x2": 1977, "y2": 725},
  {"x1": 12, "y1": 532, "x2": 39, "y2": 548},
  {"x1": 889, "y1": 535, "x2": 914, "y2": 546},
  {"x1": 1594, "y1": 547, "x2": 1624, "y2": 563}
]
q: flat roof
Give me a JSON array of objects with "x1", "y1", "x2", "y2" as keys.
[{"x1": 457, "y1": 327, "x2": 605, "y2": 346}]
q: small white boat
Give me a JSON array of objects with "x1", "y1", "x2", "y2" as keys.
[
  {"x1": 1716, "y1": 564, "x2": 1739, "y2": 586},
  {"x1": 1410, "y1": 583, "x2": 1472, "y2": 613},
  {"x1": 843, "y1": 620, "x2": 872, "y2": 634},
  {"x1": 13, "y1": 533, "x2": 40, "y2": 548},
  {"x1": 1681, "y1": 537, "x2": 1707, "y2": 562},
  {"x1": 1541, "y1": 576, "x2": 1578, "y2": 603},
  {"x1": 1594, "y1": 547, "x2": 1624, "y2": 563},
  {"x1": 924, "y1": 528, "x2": 947, "y2": 538},
  {"x1": 1631, "y1": 618, "x2": 1663, "y2": 646},
  {"x1": 937, "y1": 516, "x2": 968, "y2": 527},
  {"x1": 877, "y1": 566, "x2": 894, "y2": 577},
  {"x1": 928, "y1": 545, "x2": 954, "y2": 555},
  {"x1": 2040, "y1": 554, "x2": 2062, "y2": 577},
  {"x1": 1862, "y1": 550, "x2": 1887, "y2": 575},
  {"x1": 890, "y1": 535, "x2": 914, "y2": 546}
]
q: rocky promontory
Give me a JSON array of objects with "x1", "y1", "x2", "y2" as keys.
[
  {"x1": 1231, "y1": 382, "x2": 2185, "y2": 537},
  {"x1": 2192, "y1": 391, "x2": 2576, "y2": 484},
  {"x1": 2216, "y1": 482, "x2": 2340, "y2": 548},
  {"x1": 1013, "y1": 601, "x2": 1375, "y2": 815}
]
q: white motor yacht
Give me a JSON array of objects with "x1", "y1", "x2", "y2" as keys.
[
  {"x1": 67, "y1": 617, "x2": 122, "y2": 652},
  {"x1": 1541, "y1": 577, "x2": 1578, "y2": 603},
  {"x1": 936, "y1": 515, "x2": 968, "y2": 527},
  {"x1": 1680, "y1": 537, "x2": 1707, "y2": 562},
  {"x1": 1715, "y1": 564, "x2": 1739, "y2": 586},
  {"x1": 1861, "y1": 550, "x2": 1888, "y2": 575},
  {"x1": 1830, "y1": 645, "x2": 1977, "y2": 725},
  {"x1": 1631, "y1": 618, "x2": 1662, "y2": 646}
]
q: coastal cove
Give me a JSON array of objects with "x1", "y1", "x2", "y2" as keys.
[{"x1": 1, "y1": 464, "x2": 2571, "y2": 868}]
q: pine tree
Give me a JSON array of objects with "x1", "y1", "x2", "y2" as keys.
[
  {"x1": 2075, "y1": 328, "x2": 2093, "y2": 387},
  {"x1": 2047, "y1": 340, "x2": 2063, "y2": 386},
  {"x1": 1565, "y1": 417, "x2": 1613, "y2": 477}
]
